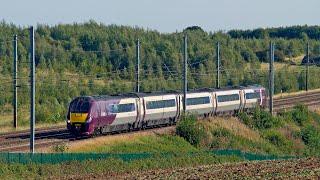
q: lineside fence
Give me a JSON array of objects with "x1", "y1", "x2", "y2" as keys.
[{"x1": 0, "y1": 149, "x2": 296, "y2": 164}]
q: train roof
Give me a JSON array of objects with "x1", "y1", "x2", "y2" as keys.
[{"x1": 82, "y1": 85, "x2": 264, "y2": 101}]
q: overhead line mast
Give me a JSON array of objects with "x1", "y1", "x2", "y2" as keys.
[
  {"x1": 183, "y1": 35, "x2": 188, "y2": 113},
  {"x1": 30, "y1": 26, "x2": 36, "y2": 153},
  {"x1": 13, "y1": 34, "x2": 18, "y2": 128}
]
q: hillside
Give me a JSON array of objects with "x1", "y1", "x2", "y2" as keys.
[{"x1": 1, "y1": 22, "x2": 320, "y2": 125}]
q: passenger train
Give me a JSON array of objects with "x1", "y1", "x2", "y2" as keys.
[{"x1": 67, "y1": 85, "x2": 266, "y2": 136}]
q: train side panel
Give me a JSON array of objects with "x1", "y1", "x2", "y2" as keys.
[
  {"x1": 186, "y1": 92, "x2": 214, "y2": 116},
  {"x1": 243, "y1": 89, "x2": 260, "y2": 110},
  {"x1": 215, "y1": 90, "x2": 241, "y2": 114},
  {"x1": 109, "y1": 98, "x2": 137, "y2": 126},
  {"x1": 143, "y1": 94, "x2": 178, "y2": 126}
]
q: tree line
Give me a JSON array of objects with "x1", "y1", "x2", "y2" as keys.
[{"x1": 0, "y1": 21, "x2": 319, "y2": 123}]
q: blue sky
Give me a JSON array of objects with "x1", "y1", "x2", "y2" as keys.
[{"x1": 1, "y1": 0, "x2": 319, "y2": 32}]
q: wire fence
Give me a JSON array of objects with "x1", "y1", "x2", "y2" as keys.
[{"x1": 0, "y1": 149, "x2": 296, "y2": 164}]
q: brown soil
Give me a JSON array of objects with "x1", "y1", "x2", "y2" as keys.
[{"x1": 65, "y1": 158, "x2": 320, "y2": 180}]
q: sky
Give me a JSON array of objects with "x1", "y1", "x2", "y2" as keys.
[{"x1": 0, "y1": 0, "x2": 319, "y2": 33}]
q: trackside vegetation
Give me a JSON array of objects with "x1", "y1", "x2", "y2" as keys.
[{"x1": 176, "y1": 105, "x2": 320, "y2": 156}]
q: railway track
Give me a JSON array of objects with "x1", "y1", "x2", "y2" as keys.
[
  {"x1": 273, "y1": 91, "x2": 320, "y2": 112},
  {"x1": 0, "y1": 124, "x2": 175, "y2": 152},
  {"x1": 1, "y1": 91, "x2": 320, "y2": 152}
]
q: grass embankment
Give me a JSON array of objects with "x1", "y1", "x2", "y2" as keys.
[
  {"x1": 66, "y1": 128, "x2": 193, "y2": 153},
  {"x1": 176, "y1": 105, "x2": 320, "y2": 157}
]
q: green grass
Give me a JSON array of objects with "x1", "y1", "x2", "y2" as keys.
[
  {"x1": 0, "y1": 154, "x2": 241, "y2": 179},
  {"x1": 87, "y1": 135, "x2": 199, "y2": 153},
  {"x1": 209, "y1": 127, "x2": 282, "y2": 155}
]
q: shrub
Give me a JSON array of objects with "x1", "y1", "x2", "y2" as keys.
[
  {"x1": 301, "y1": 125, "x2": 320, "y2": 149},
  {"x1": 239, "y1": 108, "x2": 281, "y2": 130},
  {"x1": 291, "y1": 104, "x2": 310, "y2": 126},
  {"x1": 52, "y1": 143, "x2": 69, "y2": 153},
  {"x1": 176, "y1": 114, "x2": 207, "y2": 147},
  {"x1": 211, "y1": 128, "x2": 232, "y2": 138},
  {"x1": 252, "y1": 108, "x2": 281, "y2": 129},
  {"x1": 238, "y1": 112, "x2": 254, "y2": 128},
  {"x1": 264, "y1": 130, "x2": 288, "y2": 147},
  {"x1": 210, "y1": 127, "x2": 233, "y2": 149}
]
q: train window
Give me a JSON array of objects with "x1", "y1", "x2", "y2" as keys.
[
  {"x1": 245, "y1": 92, "x2": 260, "y2": 99},
  {"x1": 69, "y1": 100, "x2": 77, "y2": 112},
  {"x1": 80, "y1": 101, "x2": 90, "y2": 113},
  {"x1": 187, "y1": 96, "x2": 210, "y2": 105},
  {"x1": 70, "y1": 98, "x2": 90, "y2": 113},
  {"x1": 146, "y1": 99, "x2": 176, "y2": 109},
  {"x1": 217, "y1": 94, "x2": 239, "y2": 102},
  {"x1": 109, "y1": 103, "x2": 135, "y2": 113}
]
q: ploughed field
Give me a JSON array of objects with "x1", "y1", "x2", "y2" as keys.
[{"x1": 98, "y1": 158, "x2": 320, "y2": 179}]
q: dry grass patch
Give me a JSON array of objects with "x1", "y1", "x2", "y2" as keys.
[
  {"x1": 0, "y1": 106, "x2": 65, "y2": 134},
  {"x1": 277, "y1": 123, "x2": 306, "y2": 152},
  {"x1": 202, "y1": 117, "x2": 262, "y2": 142},
  {"x1": 260, "y1": 62, "x2": 290, "y2": 71},
  {"x1": 65, "y1": 127, "x2": 175, "y2": 153},
  {"x1": 310, "y1": 106, "x2": 320, "y2": 114},
  {"x1": 274, "y1": 88, "x2": 320, "y2": 99},
  {"x1": 284, "y1": 55, "x2": 304, "y2": 64}
]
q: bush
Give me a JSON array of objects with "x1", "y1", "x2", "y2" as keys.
[
  {"x1": 52, "y1": 143, "x2": 69, "y2": 153},
  {"x1": 252, "y1": 108, "x2": 281, "y2": 129},
  {"x1": 238, "y1": 112, "x2": 254, "y2": 128},
  {"x1": 301, "y1": 125, "x2": 320, "y2": 149},
  {"x1": 263, "y1": 130, "x2": 290, "y2": 147},
  {"x1": 210, "y1": 128, "x2": 233, "y2": 149},
  {"x1": 176, "y1": 114, "x2": 207, "y2": 147},
  {"x1": 291, "y1": 105, "x2": 310, "y2": 126},
  {"x1": 239, "y1": 108, "x2": 281, "y2": 130}
]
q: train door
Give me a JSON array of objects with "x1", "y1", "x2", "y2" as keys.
[
  {"x1": 260, "y1": 88, "x2": 266, "y2": 107},
  {"x1": 96, "y1": 102, "x2": 101, "y2": 127},
  {"x1": 240, "y1": 90, "x2": 245, "y2": 111},
  {"x1": 211, "y1": 92, "x2": 216, "y2": 115},
  {"x1": 134, "y1": 98, "x2": 141, "y2": 129},
  {"x1": 176, "y1": 94, "x2": 180, "y2": 120}
]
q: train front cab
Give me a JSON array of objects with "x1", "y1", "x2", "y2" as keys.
[{"x1": 67, "y1": 97, "x2": 93, "y2": 136}]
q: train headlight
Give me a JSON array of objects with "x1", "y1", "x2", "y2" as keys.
[
  {"x1": 87, "y1": 116, "x2": 92, "y2": 123},
  {"x1": 67, "y1": 119, "x2": 70, "y2": 123}
]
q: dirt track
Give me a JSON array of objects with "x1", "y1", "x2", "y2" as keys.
[{"x1": 68, "y1": 158, "x2": 320, "y2": 179}]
